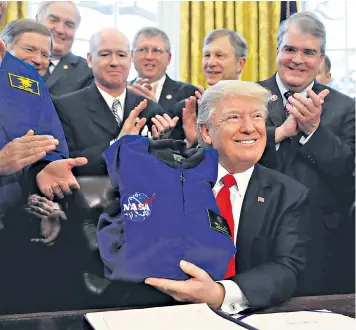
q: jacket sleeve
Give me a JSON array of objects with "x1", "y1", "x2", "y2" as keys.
[
  {"x1": 97, "y1": 210, "x2": 125, "y2": 279},
  {"x1": 232, "y1": 189, "x2": 310, "y2": 310},
  {"x1": 297, "y1": 101, "x2": 355, "y2": 179}
]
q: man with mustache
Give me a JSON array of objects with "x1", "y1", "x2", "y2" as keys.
[
  {"x1": 36, "y1": 1, "x2": 93, "y2": 96},
  {"x1": 259, "y1": 12, "x2": 355, "y2": 295}
]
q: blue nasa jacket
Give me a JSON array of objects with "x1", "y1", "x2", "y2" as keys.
[
  {"x1": 0, "y1": 52, "x2": 68, "y2": 226},
  {"x1": 97, "y1": 135, "x2": 236, "y2": 282}
]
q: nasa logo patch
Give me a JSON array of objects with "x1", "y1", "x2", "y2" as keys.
[{"x1": 122, "y1": 192, "x2": 156, "y2": 222}]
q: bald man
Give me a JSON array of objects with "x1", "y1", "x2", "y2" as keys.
[{"x1": 53, "y1": 28, "x2": 165, "y2": 176}]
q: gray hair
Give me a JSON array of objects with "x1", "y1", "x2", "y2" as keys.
[
  {"x1": 132, "y1": 27, "x2": 171, "y2": 53},
  {"x1": 204, "y1": 28, "x2": 248, "y2": 60},
  {"x1": 1, "y1": 18, "x2": 53, "y2": 52},
  {"x1": 277, "y1": 11, "x2": 326, "y2": 54},
  {"x1": 197, "y1": 80, "x2": 271, "y2": 148},
  {"x1": 36, "y1": 1, "x2": 81, "y2": 27}
]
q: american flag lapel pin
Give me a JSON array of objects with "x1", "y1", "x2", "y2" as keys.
[{"x1": 258, "y1": 196, "x2": 265, "y2": 203}]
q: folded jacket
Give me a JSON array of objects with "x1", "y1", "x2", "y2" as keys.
[{"x1": 97, "y1": 136, "x2": 236, "y2": 282}]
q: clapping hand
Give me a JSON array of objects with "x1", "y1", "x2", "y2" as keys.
[{"x1": 127, "y1": 78, "x2": 158, "y2": 102}]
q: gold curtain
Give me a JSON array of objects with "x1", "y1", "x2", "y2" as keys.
[
  {"x1": 180, "y1": 1, "x2": 281, "y2": 87},
  {"x1": 0, "y1": 1, "x2": 29, "y2": 31}
]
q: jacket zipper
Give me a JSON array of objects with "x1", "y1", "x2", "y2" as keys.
[{"x1": 179, "y1": 164, "x2": 185, "y2": 216}]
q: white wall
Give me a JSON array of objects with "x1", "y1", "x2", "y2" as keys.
[{"x1": 157, "y1": 1, "x2": 181, "y2": 80}]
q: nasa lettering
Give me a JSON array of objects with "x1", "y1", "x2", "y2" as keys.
[{"x1": 122, "y1": 192, "x2": 156, "y2": 222}]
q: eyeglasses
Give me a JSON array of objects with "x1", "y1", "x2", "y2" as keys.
[
  {"x1": 133, "y1": 47, "x2": 167, "y2": 57},
  {"x1": 16, "y1": 43, "x2": 52, "y2": 61},
  {"x1": 281, "y1": 46, "x2": 321, "y2": 61}
]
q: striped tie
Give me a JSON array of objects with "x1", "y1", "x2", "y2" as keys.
[{"x1": 111, "y1": 99, "x2": 122, "y2": 126}]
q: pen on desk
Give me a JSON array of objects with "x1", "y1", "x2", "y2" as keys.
[
  {"x1": 102, "y1": 317, "x2": 111, "y2": 330},
  {"x1": 211, "y1": 309, "x2": 259, "y2": 330}
]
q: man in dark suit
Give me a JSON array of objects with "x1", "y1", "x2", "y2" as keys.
[
  {"x1": 36, "y1": 1, "x2": 93, "y2": 96},
  {"x1": 144, "y1": 80, "x2": 310, "y2": 313},
  {"x1": 54, "y1": 28, "x2": 166, "y2": 177},
  {"x1": 171, "y1": 28, "x2": 248, "y2": 142},
  {"x1": 258, "y1": 12, "x2": 355, "y2": 295},
  {"x1": 128, "y1": 27, "x2": 197, "y2": 115}
]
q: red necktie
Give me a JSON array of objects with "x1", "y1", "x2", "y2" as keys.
[{"x1": 216, "y1": 174, "x2": 236, "y2": 278}]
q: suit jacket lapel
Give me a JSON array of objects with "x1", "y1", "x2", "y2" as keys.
[
  {"x1": 312, "y1": 81, "x2": 329, "y2": 120},
  {"x1": 46, "y1": 53, "x2": 77, "y2": 90},
  {"x1": 87, "y1": 83, "x2": 120, "y2": 137},
  {"x1": 158, "y1": 75, "x2": 177, "y2": 110},
  {"x1": 262, "y1": 74, "x2": 286, "y2": 127},
  {"x1": 236, "y1": 165, "x2": 270, "y2": 263},
  {"x1": 123, "y1": 90, "x2": 138, "y2": 122}
]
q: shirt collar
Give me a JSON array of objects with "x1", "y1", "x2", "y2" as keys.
[
  {"x1": 154, "y1": 74, "x2": 166, "y2": 89},
  {"x1": 276, "y1": 72, "x2": 314, "y2": 104},
  {"x1": 97, "y1": 86, "x2": 127, "y2": 109},
  {"x1": 51, "y1": 59, "x2": 60, "y2": 67},
  {"x1": 216, "y1": 163, "x2": 254, "y2": 197}
]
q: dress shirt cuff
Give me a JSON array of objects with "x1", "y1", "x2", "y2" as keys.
[
  {"x1": 299, "y1": 128, "x2": 317, "y2": 145},
  {"x1": 52, "y1": 202, "x2": 61, "y2": 210},
  {"x1": 110, "y1": 138, "x2": 117, "y2": 146},
  {"x1": 217, "y1": 280, "x2": 249, "y2": 315},
  {"x1": 275, "y1": 143, "x2": 280, "y2": 151}
]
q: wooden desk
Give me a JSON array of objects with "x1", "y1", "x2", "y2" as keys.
[{"x1": 0, "y1": 294, "x2": 354, "y2": 330}]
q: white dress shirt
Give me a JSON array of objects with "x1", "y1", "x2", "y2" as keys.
[
  {"x1": 96, "y1": 86, "x2": 127, "y2": 144},
  {"x1": 214, "y1": 163, "x2": 254, "y2": 315},
  {"x1": 49, "y1": 59, "x2": 60, "y2": 73},
  {"x1": 275, "y1": 73, "x2": 316, "y2": 147}
]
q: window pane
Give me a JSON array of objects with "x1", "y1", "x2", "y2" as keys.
[
  {"x1": 76, "y1": 3, "x2": 115, "y2": 40},
  {"x1": 346, "y1": 2, "x2": 356, "y2": 48},
  {"x1": 327, "y1": 50, "x2": 356, "y2": 97},
  {"x1": 71, "y1": 39, "x2": 90, "y2": 59},
  {"x1": 29, "y1": 0, "x2": 158, "y2": 79},
  {"x1": 304, "y1": 0, "x2": 355, "y2": 97},
  {"x1": 306, "y1": 0, "x2": 346, "y2": 49}
]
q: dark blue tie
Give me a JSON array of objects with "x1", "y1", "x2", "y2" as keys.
[{"x1": 284, "y1": 91, "x2": 293, "y2": 118}]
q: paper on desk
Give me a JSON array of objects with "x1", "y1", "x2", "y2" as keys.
[
  {"x1": 238, "y1": 310, "x2": 355, "y2": 330},
  {"x1": 85, "y1": 303, "x2": 246, "y2": 330}
]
